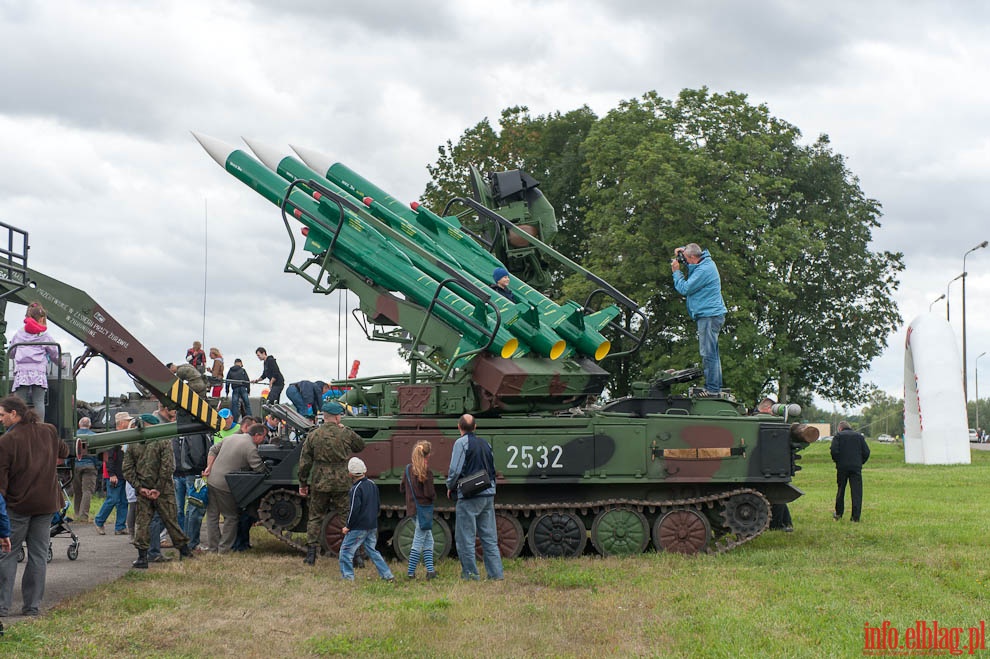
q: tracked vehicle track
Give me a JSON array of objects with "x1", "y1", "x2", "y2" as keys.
[{"x1": 380, "y1": 487, "x2": 772, "y2": 556}]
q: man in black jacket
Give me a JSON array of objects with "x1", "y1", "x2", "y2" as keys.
[
  {"x1": 225, "y1": 358, "x2": 252, "y2": 422},
  {"x1": 253, "y1": 348, "x2": 284, "y2": 405},
  {"x1": 831, "y1": 420, "x2": 871, "y2": 522}
]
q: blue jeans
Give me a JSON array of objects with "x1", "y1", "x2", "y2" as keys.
[
  {"x1": 696, "y1": 314, "x2": 725, "y2": 393},
  {"x1": 229, "y1": 388, "x2": 251, "y2": 423},
  {"x1": 185, "y1": 504, "x2": 205, "y2": 549},
  {"x1": 173, "y1": 475, "x2": 195, "y2": 530},
  {"x1": 454, "y1": 495, "x2": 503, "y2": 580},
  {"x1": 339, "y1": 529, "x2": 393, "y2": 581},
  {"x1": 285, "y1": 384, "x2": 308, "y2": 416},
  {"x1": 14, "y1": 385, "x2": 47, "y2": 423},
  {"x1": 412, "y1": 520, "x2": 434, "y2": 553},
  {"x1": 95, "y1": 479, "x2": 129, "y2": 532}
]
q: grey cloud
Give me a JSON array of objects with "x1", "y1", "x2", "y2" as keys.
[{"x1": 244, "y1": 0, "x2": 458, "y2": 36}]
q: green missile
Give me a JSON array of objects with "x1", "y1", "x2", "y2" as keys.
[
  {"x1": 193, "y1": 133, "x2": 520, "y2": 361},
  {"x1": 244, "y1": 139, "x2": 566, "y2": 361},
  {"x1": 409, "y1": 203, "x2": 619, "y2": 360},
  {"x1": 357, "y1": 195, "x2": 566, "y2": 360},
  {"x1": 292, "y1": 146, "x2": 615, "y2": 361},
  {"x1": 291, "y1": 145, "x2": 421, "y2": 225},
  {"x1": 79, "y1": 420, "x2": 208, "y2": 453}
]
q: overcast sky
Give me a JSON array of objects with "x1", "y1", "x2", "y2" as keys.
[{"x1": 2, "y1": 0, "x2": 988, "y2": 409}]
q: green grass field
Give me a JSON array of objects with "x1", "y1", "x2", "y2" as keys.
[{"x1": 3, "y1": 442, "x2": 988, "y2": 658}]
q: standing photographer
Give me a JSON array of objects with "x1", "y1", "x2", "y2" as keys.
[{"x1": 671, "y1": 243, "x2": 727, "y2": 396}]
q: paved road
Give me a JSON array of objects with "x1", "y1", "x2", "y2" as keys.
[{"x1": 2, "y1": 518, "x2": 136, "y2": 626}]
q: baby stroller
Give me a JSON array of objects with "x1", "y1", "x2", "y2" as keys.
[{"x1": 16, "y1": 466, "x2": 80, "y2": 563}]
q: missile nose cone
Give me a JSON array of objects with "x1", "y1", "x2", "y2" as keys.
[
  {"x1": 242, "y1": 137, "x2": 286, "y2": 171},
  {"x1": 192, "y1": 132, "x2": 238, "y2": 168},
  {"x1": 290, "y1": 144, "x2": 333, "y2": 174}
]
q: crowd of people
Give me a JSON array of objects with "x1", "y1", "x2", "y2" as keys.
[{"x1": 0, "y1": 390, "x2": 505, "y2": 618}]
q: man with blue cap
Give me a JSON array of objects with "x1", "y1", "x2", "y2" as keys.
[
  {"x1": 491, "y1": 266, "x2": 517, "y2": 302},
  {"x1": 297, "y1": 400, "x2": 366, "y2": 565},
  {"x1": 215, "y1": 407, "x2": 240, "y2": 442}
]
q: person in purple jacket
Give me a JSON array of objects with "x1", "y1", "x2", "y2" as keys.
[{"x1": 9, "y1": 303, "x2": 60, "y2": 421}]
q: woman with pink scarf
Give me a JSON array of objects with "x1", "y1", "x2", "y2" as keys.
[{"x1": 10, "y1": 302, "x2": 59, "y2": 421}]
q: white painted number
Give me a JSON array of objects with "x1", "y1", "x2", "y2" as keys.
[{"x1": 506, "y1": 445, "x2": 565, "y2": 469}]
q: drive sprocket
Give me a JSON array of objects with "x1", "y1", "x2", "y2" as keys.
[
  {"x1": 258, "y1": 488, "x2": 307, "y2": 553},
  {"x1": 720, "y1": 490, "x2": 770, "y2": 538}
]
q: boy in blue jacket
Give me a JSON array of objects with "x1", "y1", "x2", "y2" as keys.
[{"x1": 338, "y1": 457, "x2": 394, "y2": 582}]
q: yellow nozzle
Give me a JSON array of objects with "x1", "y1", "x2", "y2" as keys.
[{"x1": 500, "y1": 338, "x2": 520, "y2": 359}]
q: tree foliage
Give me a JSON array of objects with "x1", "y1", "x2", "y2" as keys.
[
  {"x1": 858, "y1": 389, "x2": 905, "y2": 438},
  {"x1": 422, "y1": 105, "x2": 598, "y2": 276},
  {"x1": 422, "y1": 89, "x2": 904, "y2": 406},
  {"x1": 967, "y1": 398, "x2": 989, "y2": 433}
]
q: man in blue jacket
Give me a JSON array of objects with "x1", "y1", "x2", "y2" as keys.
[
  {"x1": 447, "y1": 414, "x2": 503, "y2": 581},
  {"x1": 672, "y1": 243, "x2": 728, "y2": 396},
  {"x1": 285, "y1": 380, "x2": 321, "y2": 418}
]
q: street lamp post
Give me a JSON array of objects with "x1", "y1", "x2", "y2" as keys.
[
  {"x1": 929, "y1": 293, "x2": 945, "y2": 312},
  {"x1": 977, "y1": 352, "x2": 986, "y2": 436},
  {"x1": 962, "y1": 240, "x2": 988, "y2": 400},
  {"x1": 946, "y1": 273, "x2": 964, "y2": 322}
]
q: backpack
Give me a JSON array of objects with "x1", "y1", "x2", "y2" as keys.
[{"x1": 187, "y1": 478, "x2": 208, "y2": 508}]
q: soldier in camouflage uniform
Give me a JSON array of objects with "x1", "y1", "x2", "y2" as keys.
[
  {"x1": 298, "y1": 400, "x2": 365, "y2": 565},
  {"x1": 122, "y1": 411, "x2": 195, "y2": 568}
]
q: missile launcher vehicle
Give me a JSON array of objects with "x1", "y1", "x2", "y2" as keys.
[
  {"x1": 195, "y1": 136, "x2": 817, "y2": 557},
  {"x1": 0, "y1": 139, "x2": 815, "y2": 561}
]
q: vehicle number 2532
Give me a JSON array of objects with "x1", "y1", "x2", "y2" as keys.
[{"x1": 505, "y1": 444, "x2": 564, "y2": 469}]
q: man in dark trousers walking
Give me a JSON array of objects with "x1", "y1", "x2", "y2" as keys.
[{"x1": 831, "y1": 420, "x2": 871, "y2": 522}]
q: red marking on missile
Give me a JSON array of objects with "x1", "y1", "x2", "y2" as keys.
[
  {"x1": 293, "y1": 209, "x2": 302, "y2": 218},
  {"x1": 410, "y1": 201, "x2": 420, "y2": 210},
  {"x1": 313, "y1": 191, "x2": 322, "y2": 201},
  {"x1": 301, "y1": 227, "x2": 309, "y2": 236},
  {"x1": 363, "y1": 196, "x2": 373, "y2": 206}
]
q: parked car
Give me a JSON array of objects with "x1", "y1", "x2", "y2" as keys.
[
  {"x1": 969, "y1": 429, "x2": 978, "y2": 442},
  {"x1": 877, "y1": 434, "x2": 894, "y2": 443}
]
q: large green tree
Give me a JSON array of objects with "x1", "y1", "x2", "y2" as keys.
[
  {"x1": 422, "y1": 105, "x2": 598, "y2": 285},
  {"x1": 423, "y1": 89, "x2": 903, "y2": 406},
  {"x1": 573, "y1": 89, "x2": 903, "y2": 403}
]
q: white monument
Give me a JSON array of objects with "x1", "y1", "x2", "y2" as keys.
[{"x1": 903, "y1": 314, "x2": 971, "y2": 464}]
